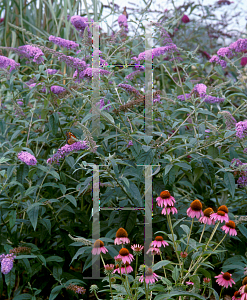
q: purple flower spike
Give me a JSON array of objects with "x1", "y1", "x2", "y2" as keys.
[
  {"x1": 194, "y1": 83, "x2": 207, "y2": 97},
  {"x1": 209, "y1": 55, "x2": 227, "y2": 68},
  {"x1": 17, "y1": 45, "x2": 44, "y2": 64},
  {"x1": 0, "y1": 253, "x2": 16, "y2": 275},
  {"x1": 70, "y1": 16, "x2": 93, "y2": 37},
  {"x1": 49, "y1": 35, "x2": 79, "y2": 50},
  {"x1": 0, "y1": 55, "x2": 20, "y2": 72},
  {"x1": 181, "y1": 15, "x2": 190, "y2": 23},
  {"x1": 217, "y1": 47, "x2": 233, "y2": 58},
  {"x1": 47, "y1": 141, "x2": 88, "y2": 164},
  {"x1": 51, "y1": 86, "x2": 66, "y2": 94},
  {"x1": 177, "y1": 93, "x2": 191, "y2": 101},
  {"x1": 46, "y1": 69, "x2": 58, "y2": 75},
  {"x1": 17, "y1": 151, "x2": 37, "y2": 166},
  {"x1": 236, "y1": 120, "x2": 247, "y2": 139}
]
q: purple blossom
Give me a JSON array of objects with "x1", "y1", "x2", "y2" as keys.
[
  {"x1": 181, "y1": 15, "x2": 190, "y2": 23},
  {"x1": 127, "y1": 140, "x2": 133, "y2": 147},
  {"x1": 17, "y1": 151, "x2": 37, "y2": 166},
  {"x1": 28, "y1": 83, "x2": 46, "y2": 93},
  {"x1": 96, "y1": 98, "x2": 111, "y2": 110},
  {"x1": 217, "y1": 47, "x2": 233, "y2": 58},
  {"x1": 51, "y1": 86, "x2": 66, "y2": 94},
  {"x1": 241, "y1": 57, "x2": 247, "y2": 67},
  {"x1": 74, "y1": 68, "x2": 111, "y2": 80},
  {"x1": 237, "y1": 176, "x2": 247, "y2": 187},
  {"x1": 131, "y1": 44, "x2": 177, "y2": 63},
  {"x1": 177, "y1": 93, "x2": 191, "y2": 101},
  {"x1": 231, "y1": 158, "x2": 243, "y2": 167},
  {"x1": 203, "y1": 95, "x2": 224, "y2": 103},
  {"x1": 209, "y1": 55, "x2": 227, "y2": 68},
  {"x1": 49, "y1": 35, "x2": 79, "y2": 50},
  {"x1": 118, "y1": 83, "x2": 141, "y2": 97},
  {"x1": 118, "y1": 15, "x2": 128, "y2": 32},
  {"x1": 0, "y1": 253, "x2": 16, "y2": 274},
  {"x1": 229, "y1": 38, "x2": 247, "y2": 52},
  {"x1": 17, "y1": 45, "x2": 44, "y2": 64},
  {"x1": 244, "y1": 148, "x2": 247, "y2": 154},
  {"x1": 194, "y1": 83, "x2": 207, "y2": 97},
  {"x1": 126, "y1": 70, "x2": 142, "y2": 80},
  {"x1": 153, "y1": 93, "x2": 161, "y2": 103},
  {"x1": 236, "y1": 120, "x2": 247, "y2": 139},
  {"x1": 46, "y1": 69, "x2": 58, "y2": 75},
  {"x1": 58, "y1": 55, "x2": 87, "y2": 70},
  {"x1": 47, "y1": 141, "x2": 88, "y2": 164},
  {"x1": 0, "y1": 55, "x2": 20, "y2": 72},
  {"x1": 17, "y1": 100, "x2": 23, "y2": 106},
  {"x1": 70, "y1": 16, "x2": 92, "y2": 37}
]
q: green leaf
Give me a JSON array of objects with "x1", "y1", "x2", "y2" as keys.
[
  {"x1": 49, "y1": 113, "x2": 59, "y2": 135},
  {"x1": 46, "y1": 256, "x2": 64, "y2": 263},
  {"x1": 101, "y1": 110, "x2": 115, "y2": 124},
  {"x1": 17, "y1": 164, "x2": 29, "y2": 184},
  {"x1": 53, "y1": 265, "x2": 63, "y2": 280},
  {"x1": 224, "y1": 172, "x2": 235, "y2": 197},
  {"x1": 5, "y1": 267, "x2": 15, "y2": 290},
  {"x1": 172, "y1": 266, "x2": 179, "y2": 282},
  {"x1": 65, "y1": 195, "x2": 77, "y2": 207},
  {"x1": 153, "y1": 260, "x2": 172, "y2": 271},
  {"x1": 27, "y1": 203, "x2": 41, "y2": 231},
  {"x1": 49, "y1": 286, "x2": 63, "y2": 300},
  {"x1": 238, "y1": 224, "x2": 247, "y2": 239},
  {"x1": 13, "y1": 295, "x2": 33, "y2": 300},
  {"x1": 128, "y1": 182, "x2": 143, "y2": 207}
]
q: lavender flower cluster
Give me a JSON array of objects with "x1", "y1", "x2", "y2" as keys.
[
  {"x1": 49, "y1": 35, "x2": 79, "y2": 50},
  {"x1": 236, "y1": 120, "x2": 247, "y2": 139},
  {"x1": 0, "y1": 55, "x2": 20, "y2": 72},
  {"x1": 118, "y1": 83, "x2": 141, "y2": 97},
  {"x1": 96, "y1": 98, "x2": 111, "y2": 111},
  {"x1": 132, "y1": 44, "x2": 177, "y2": 63},
  {"x1": 73, "y1": 68, "x2": 111, "y2": 82},
  {"x1": 46, "y1": 69, "x2": 58, "y2": 75},
  {"x1": 51, "y1": 86, "x2": 66, "y2": 94},
  {"x1": 0, "y1": 253, "x2": 16, "y2": 274},
  {"x1": 210, "y1": 38, "x2": 247, "y2": 68},
  {"x1": 194, "y1": 83, "x2": 207, "y2": 97},
  {"x1": 47, "y1": 141, "x2": 88, "y2": 164},
  {"x1": 231, "y1": 158, "x2": 247, "y2": 187},
  {"x1": 17, "y1": 45, "x2": 44, "y2": 64},
  {"x1": 70, "y1": 16, "x2": 93, "y2": 37},
  {"x1": 17, "y1": 151, "x2": 37, "y2": 166},
  {"x1": 118, "y1": 15, "x2": 128, "y2": 32}
]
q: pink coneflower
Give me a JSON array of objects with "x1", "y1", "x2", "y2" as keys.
[
  {"x1": 91, "y1": 239, "x2": 108, "y2": 255},
  {"x1": 210, "y1": 210, "x2": 229, "y2": 223},
  {"x1": 186, "y1": 281, "x2": 194, "y2": 285},
  {"x1": 240, "y1": 285, "x2": 247, "y2": 300},
  {"x1": 113, "y1": 262, "x2": 133, "y2": 274},
  {"x1": 221, "y1": 221, "x2": 237, "y2": 236},
  {"x1": 180, "y1": 252, "x2": 188, "y2": 258},
  {"x1": 199, "y1": 207, "x2": 215, "y2": 225},
  {"x1": 232, "y1": 290, "x2": 241, "y2": 300},
  {"x1": 156, "y1": 190, "x2": 176, "y2": 207},
  {"x1": 187, "y1": 199, "x2": 203, "y2": 219},
  {"x1": 161, "y1": 204, "x2": 178, "y2": 215},
  {"x1": 146, "y1": 247, "x2": 160, "y2": 255},
  {"x1": 115, "y1": 248, "x2": 134, "y2": 264},
  {"x1": 131, "y1": 244, "x2": 144, "y2": 256},
  {"x1": 218, "y1": 205, "x2": 229, "y2": 219},
  {"x1": 139, "y1": 268, "x2": 159, "y2": 284},
  {"x1": 215, "y1": 272, "x2": 235, "y2": 288},
  {"x1": 104, "y1": 264, "x2": 115, "y2": 275},
  {"x1": 203, "y1": 278, "x2": 211, "y2": 284},
  {"x1": 114, "y1": 228, "x2": 130, "y2": 245},
  {"x1": 151, "y1": 236, "x2": 169, "y2": 248}
]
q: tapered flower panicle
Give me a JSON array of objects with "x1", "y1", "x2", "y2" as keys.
[
  {"x1": 151, "y1": 236, "x2": 169, "y2": 248},
  {"x1": 17, "y1": 151, "x2": 37, "y2": 166},
  {"x1": 114, "y1": 228, "x2": 130, "y2": 245},
  {"x1": 66, "y1": 284, "x2": 86, "y2": 294},
  {"x1": 0, "y1": 253, "x2": 16, "y2": 274},
  {"x1": 115, "y1": 248, "x2": 134, "y2": 264},
  {"x1": 199, "y1": 208, "x2": 215, "y2": 225},
  {"x1": 221, "y1": 221, "x2": 237, "y2": 236},
  {"x1": 187, "y1": 199, "x2": 203, "y2": 219},
  {"x1": 156, "y1": 190, "x2": 176, "y2": 207},
  {"x1": 215, "y1": 272, "x2": 235, "y2": 288},
  {"x1": 49, "y1": 35, "x2": 79, "y2": 50},
  {"x1": 92, "y1": 239, "x2": 108, "y2": 255},
  {"x1": 139, "y1": 268, "x2": 159, "y2": 284},
  {"x1": 0, "y1": 55, "x2": 20, "y2": 72}
]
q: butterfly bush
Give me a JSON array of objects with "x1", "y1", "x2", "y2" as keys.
[
  {"x1": 17, "y1": 45, "x2": 44, "y2": 64},
  {"x1": 0, "y1": 253, "x2": 16, "y2": 274},
  {"x1": 0, "y1": 55, "x2": 20, "y2": 71},
  {"x1": 49, "y1": 35, "x2": 79, "y2": 50},
  {"x1": 47, "y1": 141, "x2": 88, "y2": 164},
  {"x1": 17, "y1": 151, "x2": 37, "y2": 166}
]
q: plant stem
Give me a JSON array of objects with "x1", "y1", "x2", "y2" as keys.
[
  {"x1": 160, "y1": 252, "x2": 167, "y2": 278},
  {"x1": 199, "y1": 223, "x2": 206, "y2": 243},
  {"x1": 166, "y1": 213, "x2": 181, "y2": 265},
  {"x1": 109, "y1": 275, "x2": 114, "y2": 300},
  {"x1": 219, "y1": 286, "x2": 224, "y2": 299},
  {"x1": 185, "y1": 218, "x2": 194, "y2": 253}
]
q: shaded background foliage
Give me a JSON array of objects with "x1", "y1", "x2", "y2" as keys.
[{"x1": 0, "y1": 0, "x2": 247, "y2": 299}]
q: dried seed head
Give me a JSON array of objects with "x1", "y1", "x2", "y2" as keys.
[
  {"x1": 119, "y1": 248, "x2": 129, "y2": 256},
  {"x1": 190, "y1": 199, "x2": 202, "y2": 211},
  {"x1": 160, "y1": 190, "x2": 171, "y2": 199},
  {"x1": 203, "y1": 208, "x2": 214, "y2": 217},
  {"x1": 93, "y1": 239, "x2": 104, "y2": 248},
  {"x1": 154, "y1": 236, "x2": 164, "y2": 241},
  {"x1": 222, "y1": 272, "x2": 231, "y2": 280},
  {"x1": 145, "y1": 268, "x2": 153, "y2": 276},
  {"x1": 116, "y1": 228, "x2": 128, "y2": 238},
  {"x1": 226, "y1": 221, "x2": 236, "y2": 229},
  {"x1": 218, "y1": 205, "x2": 228, "y2": 213}
]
